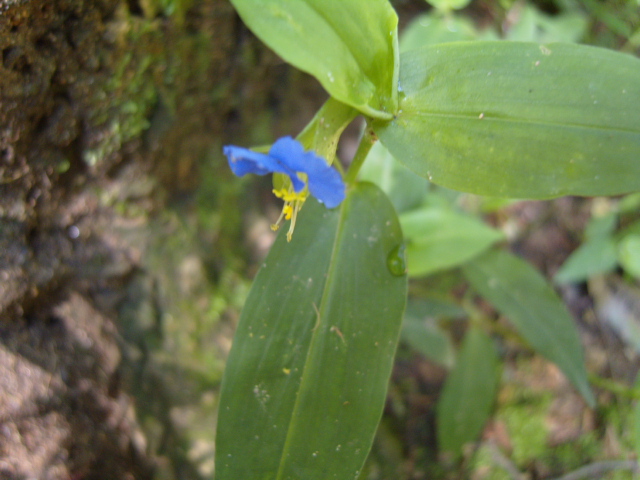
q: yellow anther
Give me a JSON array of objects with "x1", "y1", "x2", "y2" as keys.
[
  {"x1": 283, "y1": 204, "x2": 293, "y2": 220},
  {"x1": 272, "y1": 188, "x2": 307, "y2": 203},
  {"x1": 272, "y1": 188, "x2": 288, "y2": 199},
  {"x1": 271, "y1": 186, "x2": 308, "y2": 241}
]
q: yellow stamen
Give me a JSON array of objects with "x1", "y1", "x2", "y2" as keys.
[
  {"x1": 271, "y1": 186, "x2": 308, "y2": 241},
  {"x1": 286, "y1": 200, "x2": 303, "y2": 242}
]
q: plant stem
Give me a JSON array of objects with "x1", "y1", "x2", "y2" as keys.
[
  {"x1": 551, "y1": 460, "x2": 639, "y2": 480},
  {"x1": 344, "y1": 126, "x2": 376, "y2": 186}
]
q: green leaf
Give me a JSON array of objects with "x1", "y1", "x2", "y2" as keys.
[
  {"x1": 230, "y1": 0, "x2": 399, "y2": 119},
  {"x1": 618, "y1": 193, "x2": 640, "y2": 213},
  {"x1": 437, "y1": 327, "x2": 500, "y2": 458},
  {"x1": 400, "y1": 13, "x2": 489, "y2": 53},
  {"x1": 555, "y1": 211, "x2": 619, "y2": 284},
  {"x1": 406, "y1": 297, "x2": 466, "y2": 319},
  {"x1": 618, "y1": 234, "x2": 640, "y2": 279},
  {"x1": 463, "y1": 249, "x2": 595, "y2": 406},
  {"x1": 634, "y1": 371, "x2": 640, "y2": 462},
  {"x1": 373, "y1": 42, "x2": 640, "y2": 198},
  {"x1": 358, "y1": 141, "x2": 427, "y2": 213},
  {"x1": 402, "y1": 300, "x2": 461, "y2": 368},
  {"x1": 424, "y1": 0, "x2": 471, "y2": 11},
  {"x1": 215, "y1": 183, "x2": 407, "y2": 480},
  {"x1": 400, "y1": 206, "x2": 503, "y2": 277},
  {"x1": 585, "y1": 212, "x2": 618, "y2": 240},
  {"x1": 554, "y1": 238, "x2": 618, "y2": 284},
  {"x1": 636, "y1": 400, "x2": 640, "y2": 467},
  {"x1": 617, "y1": 218, "x2": 640, "y2": 240},
  {"x1": 504, "y1": 4, "x2": 588, "y2": 43},
  {"x1": 402, "y1": 317, "x2": 454, "y2": 368}
]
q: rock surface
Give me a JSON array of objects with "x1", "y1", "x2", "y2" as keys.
[{"x1": 0, "y1": 0, "x2": 313, "y2": 477}]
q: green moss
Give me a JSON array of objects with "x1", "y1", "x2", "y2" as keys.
[
  {"x1": 55, "y1": 159, "x2": 70, "y2": 173},
  {"x1": 469, "y1": 445, "x2": 512, "y2": 480},
  {"x1": 601, "y1": 399, "x2": 637, "y2": 455},
  {"x1": 500, "y1": 392, "x2": 552, "y2": 465},
  {"x1": 140, "y1": 0, "x2": 195, "y2": 23},
  {"x1": 84, "y1": 17, "x2": 162, "y2": 167},
  {"x1": 549, "y1": 431, "x2": 600, "y2": 471},
  {"x1": 609, "y1": 470, "x2": 635, "y2": 480}
]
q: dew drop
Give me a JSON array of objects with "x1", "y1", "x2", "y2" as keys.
[
  {"x1": 386, "y1": 244, "x2": 407, "y2": 276},
  {"x1": 68, "y1": 225, "x2": 80, "y2": 239}
]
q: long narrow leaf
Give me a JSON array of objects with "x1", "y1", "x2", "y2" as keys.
[
  {"x1": 215, "y1": 183, "x2": 407, "y2": 480},
  {"x1": 437, "y1": 327, "x2": 500, "y2": 457},
  {"x1": 463, "y1": 249, "x2": 595, "y2": 406}
]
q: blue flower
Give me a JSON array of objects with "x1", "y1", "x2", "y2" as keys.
[
  {"x1": 223, "y1": 136, "x2": 346, "y2": 240},
  {"x1": 224, "y1": 136, "x2": 345, "y2": 208}
]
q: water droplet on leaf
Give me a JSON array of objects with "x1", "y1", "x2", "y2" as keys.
[{"x1": 387, "y1": 244, "x2": 407, "y2": 276}]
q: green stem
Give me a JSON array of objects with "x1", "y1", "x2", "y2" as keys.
[
  {"x1": 333, "y1": 157, "x2": 345, "y2": 177},
  {"x1": 344, "y1": 127, "x2": 376, "y2": 186},
  {"x1": 581, "y1": 0, "x2": 632, "y2": 38}
]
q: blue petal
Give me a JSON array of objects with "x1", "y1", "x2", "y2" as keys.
[
  {"x1": 224, "y1": 146, "x2": 272, "y2": 176},
  {"x1": 307, "y1": 168, "x2": 346, "y2": 208},
  {"x1": 269, "y1": 137, "x2": 345, "y2": 206},
  {"x1": 267, "y1": 137, "x2": 313, "y2": 192},
  {"x1": 268, "y1": 137, "x2": 309, "y2": 171},
  {"x1": 224, "y1": 144, "x2": 303, "y2": 190}
]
